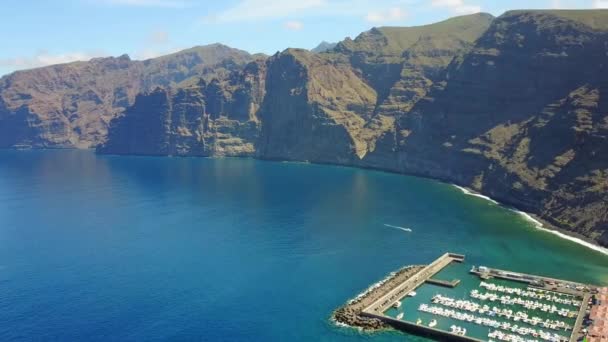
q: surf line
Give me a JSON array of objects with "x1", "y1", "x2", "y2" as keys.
[
  {"x1": 452, "y1": 184, "x2": 499, "y2": 204},
  {"x1": 452, "y1": 184, "x2": 608, "y2": 256},
  {"x1": 384, "y1": 224, "x2": 412, "y2": 232},
  {"x1": 513, "y1": 210, "x2": 608, "y2": 256}
]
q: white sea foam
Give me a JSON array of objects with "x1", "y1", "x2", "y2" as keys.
[
  {"x1": 452, "y1": 184, "x2": 608, "y2": 256},
  {"x1": 347, "y1": 270, "x2": 400, "y2": 305},
  {"x1": 383, "y1": 224, "x2": 412, "y2": 232},
  {"x1": 452, "y1": 184, "x2": 499, "y2": 204},
  {"x1": 513, "y1": 209, "x2": 608, "y2": 256},
  {"x1": 332, "y1": 319, "x2": 351, "y2": 328}
]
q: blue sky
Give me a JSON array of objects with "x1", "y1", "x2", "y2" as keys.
[{"x1": 0, "y1": 0, "x2": 606, "y2": 76}]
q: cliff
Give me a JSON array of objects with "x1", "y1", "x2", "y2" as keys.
[
  {"x1": 5, "y1": 11, "x2": 608, "y2": 247},
  {"x1": 390, "y1": 10, "x2": 608, "y2": 245},
  {"x1": 0, "y1": 44, "x2": 254, "y2": 148},
  {"x1": 98, "y1": 58, "x2": 266, "y2": 156}
]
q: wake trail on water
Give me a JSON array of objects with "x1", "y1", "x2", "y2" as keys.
[{"x1": 384, "y1": 224, "x2": 412, "y2": 232}]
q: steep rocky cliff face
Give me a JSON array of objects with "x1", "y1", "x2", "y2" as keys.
[
  {"x1": 258, "y1": 13, "x2": 494, "y2": 161},
  {"x1": 0, "y1": 44, "x2": 253, "y2": 148},
  {"x1": 99, "y1": 59, "x2": 266, "y2": 156},
  {"x1": 387, "y1": 10, "x2": 608, "y2": 245},
  {"x1": 98, "y1": 11, "x2": 608, "y2": 246}
]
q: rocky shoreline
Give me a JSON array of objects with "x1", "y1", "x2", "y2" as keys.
[{"x1": 331, "y1": 265, "x2": 425, "y2": 330}]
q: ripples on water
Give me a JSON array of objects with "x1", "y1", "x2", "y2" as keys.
[{"x1": 0, "y1": 150, "x2": 606, "y2": 341}]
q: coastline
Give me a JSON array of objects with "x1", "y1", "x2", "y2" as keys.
[
  {"x1": 14, "y1": 147, "x2": 606, "y2": 254},
  {"x1": 451, "y1": 184, "x2": 608, "y2": 256}
]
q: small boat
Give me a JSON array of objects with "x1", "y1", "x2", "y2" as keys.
[
  {"x1": 429, "y1": 319, "x2": 437, "y2": 328},
  {"x1": 408, "y1": 291, "x2": 417, "y2": 297},
  {"x1": 392, "y1": 300, "x2": 402, "y2": 308},
  {"x1": 416, "y1": 318, "x2": 422, "y2": 325},
  {"x1": 396, "y1": 312, "x2": 404, "y2": 320}
]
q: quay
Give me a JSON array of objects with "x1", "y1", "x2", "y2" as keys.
[{"x1": 470, "y1": 266, "x2": 595, "y2": 295}]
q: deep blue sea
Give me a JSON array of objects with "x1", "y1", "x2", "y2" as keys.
[{"x1": 0, "y1": 150, "x2": 606, "y2": 341}]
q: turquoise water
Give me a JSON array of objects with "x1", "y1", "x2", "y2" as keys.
[
  {"x1": 0, "y1": 150, "x2": 606, "y2": 341},
  {"x1": 384, "y1": 262, "x2": 578, "y2": 340}
]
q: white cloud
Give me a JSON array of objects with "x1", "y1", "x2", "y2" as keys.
[
  {"x1": 365, "y1": 7, "x2": 407, "y2": 23},
  {"x1": 0, "y1": 51, "x2": 105, "y2": 73},
  {"x1": 284, "y1": 21, "x2": 304, "y2": 31},
  {"x1": 148, "y1": 30, "x2": 170, "y2": 44},
  {"x1": 209, "y1": 0, "x2": 326, "y2": 22},
  {"x1": 550, "y1": 0, "x2": 589, "y2": 9},
  {"x1": 593, "y1": 0, "x2": 608, "y2": 8},
  {"x1": 98, "y1": 0, "x2": 189, "y2": 8},
  {"x1": 431, "y1": 0, "x2": 481, "y2": 14},
  {"x1": 203, "y1": 0, "x2": 419, "y2": 25}
]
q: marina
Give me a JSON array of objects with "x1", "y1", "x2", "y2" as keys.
[{"x1": 334, "y1": 253, "x2": 608, "y2": 342}]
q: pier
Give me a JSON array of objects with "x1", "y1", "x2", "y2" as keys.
[
  {"x1": 357, "y1": 253, "x2": 474, "y2": 341},
  {"x1": 569, "y1": 293, "x2": 591, "y2": 342},
  {"x1": 426, "y1": 278, "x2": 461, "y2": 288},
  {"x1": 363, "y1": 253, "x2": 464, "y2": 315}
]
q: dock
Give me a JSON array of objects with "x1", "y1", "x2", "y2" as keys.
[
  {"x1": 426, "y1": 278, "x2": 461, "y2": 288},
  {"x1": 470, "y1": 266, "x2": 595, "y2": 295},
  {"x1": 369, "y1": 314, "x2": 484, "y2": 342},
  {"x1": 363, "y1": 253, "x2": 464, "y2": 315},
  {"x1": 570, "y1": 293, "x2": 591, "y2": 342},
  {"x1": 356, "y1": 253, "x2": 475, "y2": 341}
]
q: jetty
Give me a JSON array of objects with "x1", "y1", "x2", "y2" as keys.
[
  {"x1": 426, "y1": 278, "x2": 461, "y2": 288},
  {"x1": 333, "y1": 253, "x2": 471, "y2": 340},
  {"x1": 363, "y1": 253, "x2": 464, "y2": 315},
  {"x1": 333, "y1": 252, "x2": 604, "y2": 342}
]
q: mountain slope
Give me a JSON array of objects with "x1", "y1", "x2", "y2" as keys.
[
  {"x1": 98, "y1": 10, "x2": 608, "y2": 247},
  {"x1": 258, "y1": 13, "x2": 494, "y2": 160},
  {"x1": 311, "y1": 41, "x2": 337, "y2": 53},
  {"x1": 387, "y1": 10, "x2": 608, "y2": 245},
  {"x1": 0, "y1": 44, "x2": 254, "y2": 148}
]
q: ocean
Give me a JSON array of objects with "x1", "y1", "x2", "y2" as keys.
[{"x1": 0, "y1": 150, "x2": 606, "y2": 341}]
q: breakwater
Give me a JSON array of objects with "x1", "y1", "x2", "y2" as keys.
[
  {"x1": 332, "y1": 253, "x2": 464, "y2": 332},
  {"x1": 332, "y1": 265, "x2": 425, "y2": 330}
]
